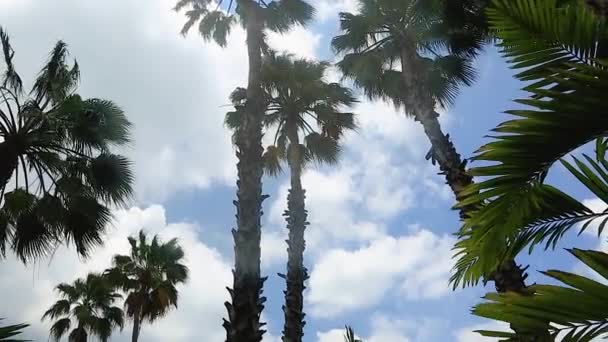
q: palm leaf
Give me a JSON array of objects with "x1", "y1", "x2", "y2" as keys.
[
  {"x1": 473, "y1": 249, "x2": 608, "y2": 341},
  {"x1": 0, "y1": 27, "x2": 23, "y2": 94},
  {"x1": 0, "y1": 319, "x2": 29, "y2": 342}
]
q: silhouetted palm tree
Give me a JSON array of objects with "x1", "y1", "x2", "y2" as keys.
[
  {"x1": 42, "y1": 273, "x2": 124, "y2": 342},
  {"x1": 105, "y1": 230, "x2": 189, "y2": 342}
]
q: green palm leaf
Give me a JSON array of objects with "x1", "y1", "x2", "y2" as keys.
[{"x1": 473, "y1": 249, "x2": 608, "y2": 341}]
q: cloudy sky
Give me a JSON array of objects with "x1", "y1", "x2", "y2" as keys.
[{"x1": 0, "y1": 0, "x2": 604, "y2": 341}]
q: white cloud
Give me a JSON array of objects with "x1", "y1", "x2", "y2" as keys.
[
  {"x1": 454, "y1": 321, "x2": 511, "y2": 342},
  {"x1": 0, "y1": 206, "x2": 232, "y2": 342},
  {"x1": 267, "y1": 26, "x2": 322, "y2": 59},
  {"x1": 0, "y1": 0, "x2": 323, "y2": 203},
  {"x1": 307, "y1": 229, "x2": 456, "y2": 317},
  {"x1": 317, "y1": 314, "x2": 447, "y2": 342},
  {"x1": 313, "y1": 0, "x2": 359, "y2": 22}
]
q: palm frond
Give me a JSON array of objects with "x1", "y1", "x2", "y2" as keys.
[
  {"x1": 0, "y1": 319, "x2": 29, "y2": 341},
  {"x1": 489, "y1": 0, "x2": 606, "y2": 86},
  {"x1": 0, "y1": 27, "x2": 23, "y2": 94},
  {"x1": 265, "y1": 0, "x2": 315, "y2": 33},
  {"x1": 452, "y1": 182, "x2": 590, "y2": 288},
  {"x1": 473, "y1": 248, "x2": 608, "y2": 341},
  {"x1": 31, "y1": 41, "x2": 79, "y2": 106},
  {"x1": 48, "y1": 318, "x2": 71, "y2": 342},
  {"x1": 262, "y1": 145, "x2": 284, "y2": 176},
  {"x1": 304, "y1": 132, "x2": 340, "y2": 165}
]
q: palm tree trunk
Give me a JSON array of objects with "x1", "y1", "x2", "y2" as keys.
[
  {"x1": 131, "y1": 308, "x2": 142, "y2": 342},
  {"x1": 398, "y1": 46, "x2": 544, "y2": 338},
  {"x1": 223, "y1": 2, "x2": 267, "y2": 342},
  {"x1": 281, "y1": 125, "x2": 308, "y2": 342}
]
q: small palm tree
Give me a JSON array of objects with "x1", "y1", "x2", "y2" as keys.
[
  {"x1": 105, "y1": 230, "x2": 189, "y2": 342},
  {"x1": 0, "y1": 27, "x2": 133, "y2": 262},
  {"x1": 227, "y1": 52, "x2": 357, "y2": 342},
  {"x1": 174, "y1": 1, "x2": 314, "y2": 340},
  {"x1": 42, "y1": 273, "x2": 124, "y2": 342}
]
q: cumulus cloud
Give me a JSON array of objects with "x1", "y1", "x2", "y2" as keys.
[
  {"x1": 307, "y1": 229, "x2": 456, "y2": 317},
  {"x1": 317, "y1": 314, "x2": 447, "y2": 342},
  {"x1": 0, "y1": 0, "x2": 324, "y2": 203},
  {"x1": 0, "y1": 206, "x2": 232, "y2": 342}
]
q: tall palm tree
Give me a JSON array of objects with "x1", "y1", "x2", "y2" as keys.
[
  {"x1": 227, "y1": 53, "x2": 357, "y2": 342},
  {"x1": 42, "y1": 273, "x2": 124, "y2": 342},
  {"x1": 174, "y1": 1, "x2": 314, "y2": 340},
  {"x1": 330, "y1": 0, "x2": 531, "y2": 291},
  {"x1": 0, "y1": 27, "x2": 133, "y2": 262},
  {"x1": 105, "y1": 230, "x2": 189, "y2": 342}
]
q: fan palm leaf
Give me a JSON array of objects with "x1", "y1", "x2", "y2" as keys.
[{"x1": 0, "y1": 27, "x2": 133, "y2": 262}]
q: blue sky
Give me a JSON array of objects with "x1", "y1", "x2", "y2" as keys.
[{"x1": 0, "y1": 0, "x2": 604, "y2": 341}]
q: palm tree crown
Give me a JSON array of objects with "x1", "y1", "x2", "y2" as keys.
[
  {"x1": 106, "y1": 230, "x2": 188, "y2": 341},
  {"x1": 175, "y1": 0, "x2": 315, "y2": 47},
  {"x1": 0, "y1": 27, "x2": 133, "y2": 262},
  {"x1": 105, "y1": 230, "x2": 188, "y2": 342},
  {"x1": 42, "y1": 273, "x2": 124, "y2": 342},
  {"x1": 332, "y1": 0, "x2": 480, "y2": 111},
  {"x1": 227, "y1": 53, "x2": 357, "y2": 174}
]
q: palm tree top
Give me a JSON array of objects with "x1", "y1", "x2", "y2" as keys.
[
  {"x1": 42, "y1": 273, "x2": 124, "y2": 342},
  {"x1": 106, "y1": 229, "x2": 188, "y2": 325},
  {"x1": 225, "y1": 52, "x2": 358, "y2": 175},
  {"x1": 331, "y1": 0, "x2": 481, "y2": 111},
  {"x1": 174, "y1": 0, "x2": 315, "y2": 47}
]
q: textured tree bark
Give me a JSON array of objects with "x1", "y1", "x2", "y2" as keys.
[
  {"x1": 281, "y1": 125, "x2": 308, "y2": 342},
  {"x1": 223, "y1": 2, "x2": 267, "y2": 342},
  {"x1": 398, "y1": 45, "x2": 545, "y2": 338}
]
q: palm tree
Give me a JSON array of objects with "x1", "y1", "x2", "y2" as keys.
[
  {"x1": 227, "y1": 53, "x2": 357, "y2": 342},
  {"x1": 332, "y1": 0, "x2": 485, "y2": 212},
  {"x1": 0, "y1": 27, "x2": 133, "y2": 262},
  {"x1": 174, "y1": 1, "x2": 314, "y2": 340},
  {"x1": 105, "y1": 230, "x2": 189, "y2": 342},
  {"x1": 42, "y1": 273, "x2": 124, "y2": 342},
  {"x1": 330, "y1": 0, "x2": 533, "y2": 292}
]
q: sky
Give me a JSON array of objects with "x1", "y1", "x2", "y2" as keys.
[{"x1": 0, "y1": 0, "x2": 605, "y2": 341}]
